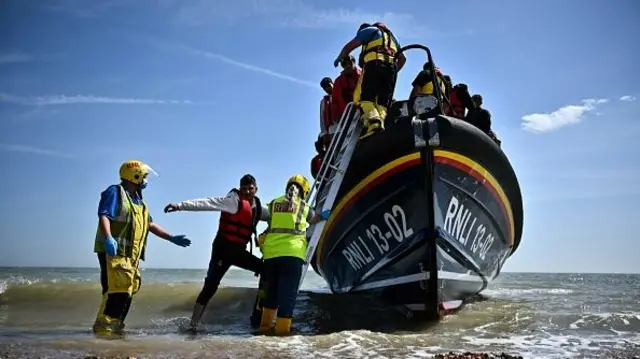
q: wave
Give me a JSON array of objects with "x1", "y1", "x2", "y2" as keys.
[{"x1": 482, "y1": 287, "x2": 575, "y2": 297}]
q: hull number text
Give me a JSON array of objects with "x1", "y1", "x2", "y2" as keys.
[
  {"x1": 442, "y1": 195, "x2": 497, "y2": 261},
  {"x1": 341, "y1": 205, "x2": 414, "y2": 271}
]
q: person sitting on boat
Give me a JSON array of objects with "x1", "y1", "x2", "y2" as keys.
[
  {"x1": 258, "y1": 175, "x2": 331, "y2": 335},
  {"x1": 333, "y1": 22, "x2": 407, "y2": 140},
  {"x1": 331, "y1": 55, "x2": 361, "y2": 125},
  {"x1": 93, "y1": 160, "x2": 191, "y2": 335},
  {"x1": 319, "y1": 77, "x2": 335, "y2": 147},
  {"x1": 163, "y1": 174, "x2": 269, "y2": 332},
  {"x1": 409, "y1": 62, "x2": 448, "y2": 100},
  {"x1": 445, "y1": 81, "x2": 475, "y2": 119},
  {"x1": 310, "y1": 136, "x2": 326, "y2": 180}
]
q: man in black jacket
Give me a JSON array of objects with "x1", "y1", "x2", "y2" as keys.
[{"x1": 465, "y1": 94, "x2": 501, "y2": 146}]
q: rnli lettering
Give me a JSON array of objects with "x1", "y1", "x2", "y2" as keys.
[
  {"x1": 273, "y1": 202, "x2": 297, "y2": 214},
  {"x1": 342, "y1": 205, "x2": 415, "y2": 271},
  {"x1": 442, "y1": 196, "x2": 497, "y2": 261}
]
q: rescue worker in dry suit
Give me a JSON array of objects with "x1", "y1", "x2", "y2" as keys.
[
  {"x1": 258, "y1": 175, "x2": 331, "y2": 335},
  {"x1": 333, "y1": 22, "x2": 407, "y2": 139},
  {"x1": 319, "y1": 77, "x2": 335, "y2": 147},
  {"x1": 163, "y1": 174, "x2": 269, "y2": 331},
  {"x1": 93, "y1": 160, "x2": 191, "y2": 335}
]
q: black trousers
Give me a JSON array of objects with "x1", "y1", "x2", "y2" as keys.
[
  {"x1": 262, "y1": 256, "x2": 304, "y2": 318},
  {"x1": 358, "y1": 60, "x2": 397, "y2": 110},
  {"x1": 97, "y1": 252, "x2": 133, "y2": 322},
  {"x1": 195, "y1": 238, "x2": 263, "y2": 306}
]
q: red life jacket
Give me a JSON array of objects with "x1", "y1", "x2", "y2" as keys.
[
  {"x1": 331, "y1": 68, "x2": 361, "y2": 121},
  {"x1": 311, "y1": 154, "x2": 323, "y2": 179},
  {"x1": 321, "y1": 95, "x2": 333, "y2": 133},
  {"x1": 217, "y1": 188, "x2": 261, "y2": 245},
  {"x1": 447, "y1": 87, "x2": 465, "y2": 119}
]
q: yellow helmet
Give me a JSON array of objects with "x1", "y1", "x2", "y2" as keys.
[
  {"x1": 119, "y1": 160, "x2": 157, "y2": 186},
  {"x1": 286, "y1": 174, "x2": 310, "y2": 199}
]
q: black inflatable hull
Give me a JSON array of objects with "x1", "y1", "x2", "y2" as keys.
[{"x1": 308, "y1": 108, "x2": 524, "y2": 316}]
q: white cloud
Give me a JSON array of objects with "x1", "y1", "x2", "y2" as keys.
[
  {"x1": 0, "y1": 93, "x2": 198, "y2": 106},
  {"x1": 620, "y1": 95, "x2": 636, "y2": 102},
  {"x1": 163, "y1": 0, "x2": 445, "y2": 39},
  {"x1": 0, "y1": 143, "x2": 74, "y2": 159},
  {"x1": 521, "y1": 98, "x2": 608, "y2": 134}
]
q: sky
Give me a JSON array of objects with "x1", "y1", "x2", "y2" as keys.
[{"x1": 1, "y1": 0, "x2": 639, "y2": 274}]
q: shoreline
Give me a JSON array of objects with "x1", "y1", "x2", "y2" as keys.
[{"x1": 0, "y1": 351, "x2": 527, "y2": 359}]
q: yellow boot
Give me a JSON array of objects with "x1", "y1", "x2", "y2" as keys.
[
  {"x1": 374, "y1": 103, "x2": 388, "y2": 123},
  {"x1": 92, "y1": 294, "x2": 108, "y2": 329},
  {"x1": 259, "y1": 308, "x2": 277, "y2": 333},
  {"x1": 274, "y1": 317, "x2": 292, "y2": 336},
  {"x1": 360, "y1": 119, "x2": 384, "y2": 139},
  {"x1": 93, "y1": 314, "x2": 123, "y2": 335}
]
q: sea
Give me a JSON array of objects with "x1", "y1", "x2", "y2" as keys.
[{"x1": 0, "y1": 267, "x2": 638, "y2": 359}]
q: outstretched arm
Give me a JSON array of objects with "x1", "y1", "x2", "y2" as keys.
[
  {"x1": 334, "y1": 37, "x2": 362, "y2": 67},
  {"x1": 149, "y1": 222, "x2": 172, "y2": 240},
  {"x1": 307, "y1": 208, "x2": 331, "y2": 225},
  {"x1": 165, "y1": 191, "x2": 239, "y2": 213},
  {"x1": 149, "y1": 222, "x2": 191, "y2": 247}
]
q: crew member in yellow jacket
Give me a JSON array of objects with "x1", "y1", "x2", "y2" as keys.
[
  {"x1": 258, "y1": 174, "x2": 330, "y2": 335},
  {"x1": 333, "y1": 22, "x2": 407, "y2": 139},
  {"x1": 93, "y1": 160, "x2": 191, "y2": 335}
]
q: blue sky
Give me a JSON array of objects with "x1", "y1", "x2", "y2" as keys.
[{"x1": 0, "y1": 0, "x2": 638, "y2": 274}]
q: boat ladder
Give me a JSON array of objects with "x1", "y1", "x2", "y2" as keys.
[{"x1": 297, "y1": 102, "x2": 361, "y2": 291}]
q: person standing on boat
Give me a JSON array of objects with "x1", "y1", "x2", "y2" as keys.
[
  {"x1": 331, "y1": 55, "x2": 361, "y2": 126},
  {"x1": 333, "y1": 22, "x2": 407, "y2": 139},
  {"x1": 445, "y1": 81, "x2": 475, "y2": 119},
  {"x1": 258, "y1": 175, "x2": 331, "y2": 335},
  {"x1": 310, "y1": 136, "x2": 326, "y2": 180},
  {"x1": 465, "y1": 94, "x2": 501, "y2": 146},
  {"x1": 93, "y1": 160, "x2": 192, "y2": 335},
  {"x1": 163, "y1": 174, "x2": 269, "y2": 331},
  {"x1": 319, "y1": 77, "x2": 335, "y2": 147}
]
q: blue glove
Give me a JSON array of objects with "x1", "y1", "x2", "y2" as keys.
[
  {"x1": 319, "y1": 209, "x2": 331, "y2": 220},
  {"x1": 168, "y1": 234, "x2": 191, "y2": 247},
  {"x1": 104, "y1": 235, "x2": 117, "y2": 257},
  {"x1": 333, "y1": 56, "x2": 342, "y2": 68}
]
